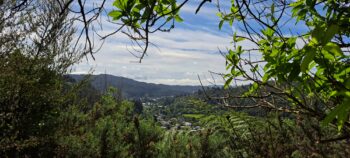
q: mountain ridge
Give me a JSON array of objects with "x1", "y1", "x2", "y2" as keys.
[{"x1": 69, "y1": 74, "x2": 202, "y2": 98}]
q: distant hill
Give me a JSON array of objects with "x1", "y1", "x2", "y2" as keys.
[{"x1": 69, "y1": 74, "x2": 202, "y2": 98}]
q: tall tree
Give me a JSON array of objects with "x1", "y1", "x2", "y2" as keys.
[{"x1": 0, "y1": 0, "x2": 82, "y2": 155}]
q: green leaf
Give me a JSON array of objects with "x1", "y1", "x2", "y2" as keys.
[
  {"x1": 174, "y1": 15, "x2": 183, "y2": 22},
  {"x1": 224, "y1": 77, "x2": 233, "y2": 89},
  {"x1": 300, "y1": 46, "x2": 315, "y2": 72},
  {"x1": 322, "y1": 97, "x2": 350, "y2": 131},
  {"x1": 251, "y1": 83, "x2": 259, "y2": 91},
  {"x1": 271, "y1": 3, "x2": 275, "y2": 14},
  {"x1": 262, "y1": 28, "x2": 274, "y2": 37},
  {"x1": 141, "y1": 8, "x2": 151, "y2": 23},
  {"x1": 229, "y1": 19, "x2": 234, "y2": 26},
  {"x1": 305, "y1": 0, "x2": 315, "y2": 7},
  {"x1": 126, "y1": 0, "x2": 136, "y2": 12},
  {"x1": 219, "y1": 20, "x2": 224, "y2": 30},
  {"x1": 134, "y1": 3, "x2": 145, "y2": 10},
  {"x1": 270, "y1": 48, "x2": 279, "y2": 57},
  {"x1": 113, "y1": 0, "x2": 123, "y2": 9},
  {"x1": 166, "y1": 16, "x2": 173, "y2": 22},
  {"x1": 113, "y1": 0, "x2": 128, "y2": 10},
  {"x1": 262, "y1": 73, "x2": 270, "y2": 83},
  {"x1": 323, "y1": 42, "x2": 343, "y2": 57},
  {"x1": 312, "y1": 25, "x2": 339, "y2": 45},
  {"x1": 233, "y1": 32, "x2": 245, "y2": 42},
  {"x1": 230, "y1": 5, "x2": 238, "y2": 13},
  {"x1": 108, "y1": 10, "x2": 123, "y2": 20},
  {"x1": 216, "y1": 12, "x2": 222, "y2": 18},
  {"x1": 346, "y1": 79, "x2": 350, "y2": 89},
  {"x1": 290, "y1": 1, "x2": 303, "y2": 7},
  {"x1": 311, "y1": 25, "x2": 324, "y2": 45},
  {"x1": 288, "y1": 63, "x2": 300, "y2": 81},
  {"x1": 323, "y1": 25, "x2": 339, "y2": 44}
]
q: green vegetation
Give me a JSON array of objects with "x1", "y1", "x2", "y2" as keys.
[
  {"x1": 109, "y1": 0, "x2": 350, "y2": 130},
  {"x1": 183, "y1": 114, "x2": 205, "y2": 119},
  {"x1": 55, "y1": 88, "x2": 164, "y2": 157},
  {"x1": 222, "y1": 0, "x2": 350, "y2": 130},
  {"x1": 1, "y1": 0, "x2": 350, "y2": 157}
]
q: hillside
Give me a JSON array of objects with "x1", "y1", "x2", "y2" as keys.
[{"x1": 69, "y1": 74, "x2": 202, "y2": 98}]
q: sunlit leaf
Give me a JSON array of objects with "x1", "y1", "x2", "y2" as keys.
[
  {"x1": 323, "y1": 42, "x2": 343, "y2": 57},
  {"x1": 174, "y1": 15, "x2": 183, "y2": 22}
]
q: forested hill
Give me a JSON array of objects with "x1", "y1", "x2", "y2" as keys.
[{"x1": 69, "y1": 74, "x2": 202, "y2": 98}]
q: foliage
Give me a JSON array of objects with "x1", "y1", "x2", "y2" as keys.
[
  {"x1": 55, "y1": 88, "x2": 164, "y2": 157},
  {"x1": 109, "y1": 0, "x2": 183, "y2": 26},
  {"x1": 221, "y1": 0, "x2": 350, "y2": 131},
  {"x1": 0, "y1": 1, "x2": 81, "y2": 156},
  {"x1": 145, "y1": 91, "x2": 349, "y2": 157},
  {"x1": 151, "y1": 108, "x2": 350, "y2": 157},
  {"x1": 109, "y1": 0, "x2": 185, "y2": 61},
  {"x1": 183, "y1": 114, "x2": 205, "y2": 119}
]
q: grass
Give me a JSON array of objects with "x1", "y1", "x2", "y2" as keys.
[{"x1": 182, "y1": 114, "x2": 205, "y2": 119}]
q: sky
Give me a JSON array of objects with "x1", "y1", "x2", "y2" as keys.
[
  {"x1": 71, "y1": 0, "x2": 308, "y2": 86},
  {"x1": 71, "y1": 0, "x2": 235, "y2": 86}
]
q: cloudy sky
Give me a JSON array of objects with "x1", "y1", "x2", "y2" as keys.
[
  {"x1": 70, "y1": 0, "x2": 239, "y2": 86},
  {"x1": 71, "y1": 0, "x2": 307, "y2": 86}
]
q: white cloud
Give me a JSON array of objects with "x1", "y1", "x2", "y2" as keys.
[
  {"x1": 70, "y1": 1, "x2": 260, "y2": 86},
  {"x1": 71, "y1": 27, "x2": 234, "y2": 85}
]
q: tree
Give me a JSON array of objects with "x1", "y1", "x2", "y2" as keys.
[
  {"x1": 133, "y1": 98, "x2": 144, "y2": 114},
  {"x1": 109, "y1": 0, "x2": 350, "y2": 140},
  {"x1": 55, "y1": 88, "x2": 163, "y2": 157},
  {"x1": 0, "y1": 0, "x2": 166, "y2": 156},
  {"x1": 0, "y1": 0, "x2": 82, "y2": 155}
]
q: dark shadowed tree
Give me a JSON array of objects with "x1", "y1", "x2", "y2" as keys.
[
  {"x1": 0, "y1": 0, "x2": 83, "y2": 156},
  {"x1": 133, "y1": 98, "x2": 143, "y2": 115}
]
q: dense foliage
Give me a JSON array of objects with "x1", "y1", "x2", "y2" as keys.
[
  {"x1": 221, "y1": 0, "x2": 350, "y2": 131},
  {"x1": 55, "y1": 88, "x2": 163, "y2": 157},
  {"x1": 1, "y1": 1, "x2": 80, "y2": 155}
]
